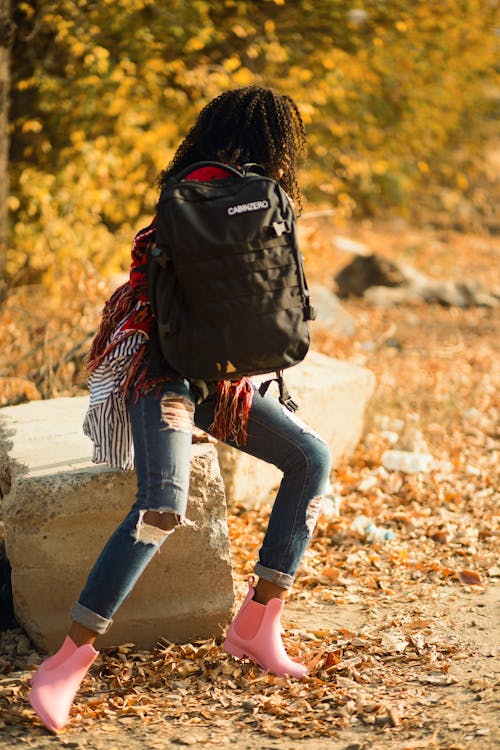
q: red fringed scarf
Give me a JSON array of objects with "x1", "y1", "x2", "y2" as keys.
[
  {"x1": 210, "y1": 378, "x2": 254, "y2": 447},
  {"x1": 87, "y1": 219, "x2": 254, "y2": 446}
]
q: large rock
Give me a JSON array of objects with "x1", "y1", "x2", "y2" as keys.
[
  {"x1": 309, "y1": 284, "x2": 356, "y2": 337},
  {"x1": 335, "y1": 253, "x2": 406, "y2": 297},
  {"x1": 0, "y1": 398, "x2": 235, "y2": 652},
  {"x1": 217, "y1": 351, "x2": 375, "y2": 506},
  {"x1": 335, "y1": 253, "x2": 499, "y2": 308}
]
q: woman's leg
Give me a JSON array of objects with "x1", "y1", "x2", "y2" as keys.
[
  {"x1": 69, "y1": 380, "x2": 196, "y2": 637},
  {"x1": 195, "y1": 383, "x2": 332, "y2": 677},
  {"x1": 196, "y1": 383, "x2": 332, "y2": 590},
  {"x1": 30, "y1": 379, "x2": 197, "y2": 732}
]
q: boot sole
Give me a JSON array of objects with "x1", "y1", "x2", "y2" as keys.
[
  {"x1": 223, "y1": 637, "x2": 307, "y2": 678},
  {"x1": 223, "y1": 638, "x2": 246, "y2": 659},
  {"x1": 223, "y1": 637, "x2": 266, "y2": 671}
]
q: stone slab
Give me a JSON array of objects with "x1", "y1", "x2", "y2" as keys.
[
  {"x1": 217, "y1": 351, "x2": 375, "y2": 506},
  {"x1": 0, "y1": 399, "x2": 235, "y2": 652}
]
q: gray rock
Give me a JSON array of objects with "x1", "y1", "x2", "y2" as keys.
[
  {"x1": 335, "y1": 254, "x2": 407, "y2": 297},
  {"x1": 363, "y1": 286, "x2": 422, "y2": 307},
  {"x1": 336, "y1": 253, "x2": 498, "y2": 308},
  {"x1": 415, "y1": 279, "x2": 498, "y2": 308},
  {"x1": 309, "y1": 284, "x2": 356, "y2": 337},
  {"x1": 1, "y1": 398, "x2": 235, "y2": 651}
]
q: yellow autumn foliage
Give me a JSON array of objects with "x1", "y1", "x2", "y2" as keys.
[{"x1": 8, "y1": 0, "x2": 498, "y2": 288}]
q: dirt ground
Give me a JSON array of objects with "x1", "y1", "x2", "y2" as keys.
[
  {"x1": 0, "y1": 220, "x2": 498, "y2": 749},
  {"x1": 0, "y1": 584, "x2": 498, "y2": 749}
]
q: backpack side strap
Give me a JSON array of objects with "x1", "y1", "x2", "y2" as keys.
[{"x1": 258, "y1": 370, "x2": 299, "y2": 413}]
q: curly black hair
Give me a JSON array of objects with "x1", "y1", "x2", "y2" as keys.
[{"x1": 158, "y1": 86, "x2": 307, "y2": 211}]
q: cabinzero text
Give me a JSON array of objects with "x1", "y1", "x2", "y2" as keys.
[{"x1": 227, "y1": 200, "x2": 269, "y2": 215}]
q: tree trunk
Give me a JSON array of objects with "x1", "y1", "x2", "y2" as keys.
[{"x1": 0, "y1": 0, "x2": 12, "y2": 303}]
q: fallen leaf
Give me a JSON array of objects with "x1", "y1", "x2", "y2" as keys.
[
  {"x1": 321, "y1": 566, "x2": 341, "y2": 582},
  {"x1": 409, "y1": 633, "x2": 426, "y2": 653},
  {"x1": 418, "y1": 674, "x2": 458, "y2": 686},
  {"x1": 335, "y1": 676, "x2": 359, "y2": 689},
  {"x1": 381, "y1": 633, "x2": 409, "y2": 653},
  {"x1": 173, "y1": 736, "x2": 210, "y2": 746},
  {"x1": 458, "y1": 570, "x2": 483, "y2": 585},
  {"x1": 387, "y1": 705, "x2": 400, "y2": 726}
]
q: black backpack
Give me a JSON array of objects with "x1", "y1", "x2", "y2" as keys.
[{"x1": 148, "y1": 161, "x2": 316, "y2": 409}]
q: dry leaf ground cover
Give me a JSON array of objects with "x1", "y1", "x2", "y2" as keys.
[{"x1": 0, "y1": 222, "x2": 498, "y2": 750}]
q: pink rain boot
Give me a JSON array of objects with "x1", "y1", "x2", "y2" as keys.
[
  {"x1": 30, "y1": 637, "x2": 77, "y2": 690},
  {"x1": 29, "y1": 639, "x2": 98, "y2": 733},
  {"x1": 223, "y1": 577, "x2": 308, "y2": 679}
]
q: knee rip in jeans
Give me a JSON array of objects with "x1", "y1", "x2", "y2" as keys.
[
  {"x1": 133, "y1": 509, "x2": 197, "y2": 546},
  {"x1": 160, "y1": 394, "x2": 194, "y2": 433},
  {"x1": 305, "y1": 494, "x2": 324, "y2": 535}
]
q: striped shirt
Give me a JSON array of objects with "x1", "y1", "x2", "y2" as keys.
[
  {"x1": 83, "y1": 221, "x2": 157, "y2": 470},
  {"x1": 83, "y1": 322, "x2": 146, "y2": 469}
]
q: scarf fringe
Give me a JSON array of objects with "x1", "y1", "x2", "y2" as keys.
[
  {"x1": 121, "y1": 342, "x2": 149, "y2": 398},
  {"x1": 210, "y1": 378, "x2": 253, "y2": 446},
  {"x1": 87, "y1": 282, "x2": 136, "y2": 371}
]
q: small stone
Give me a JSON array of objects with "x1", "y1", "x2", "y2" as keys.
[
  {"x1": 387, "y1": 706, "x2": 400, "y2": 726},
  {"x1": 16, "y1": 635, "x2": 31, "y2": 656}
]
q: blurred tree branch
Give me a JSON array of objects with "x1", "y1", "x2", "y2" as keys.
[
  {"x1": 0, "y1": 0, "x2": 14, "y2": 304},
  {"x1": 5, "y1": 0, "x2": 499, "y2": 292}
]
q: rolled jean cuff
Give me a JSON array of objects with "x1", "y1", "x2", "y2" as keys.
[
  {"x1": 254, "y1": 563, "x2": 294, "y2": 590},
  {"x1": 70, "y1": 601, "x2": 113, "y2": 635}
]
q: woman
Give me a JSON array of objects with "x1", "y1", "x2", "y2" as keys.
[{"x1": 29, "y1": 86, "x2": 332, "y2": 733}]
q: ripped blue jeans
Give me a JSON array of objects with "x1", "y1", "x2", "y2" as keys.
[{"x1": 71, "y1": 379, "x2": 332, "y2": 634}]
